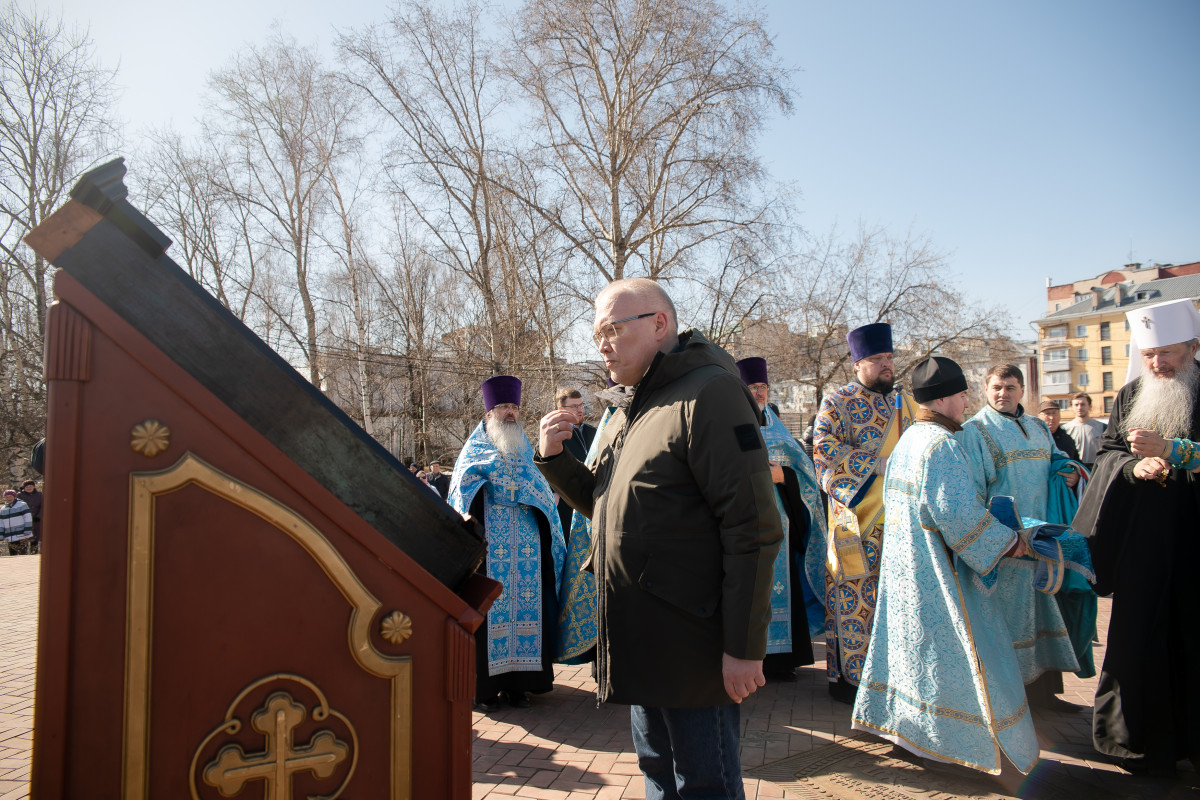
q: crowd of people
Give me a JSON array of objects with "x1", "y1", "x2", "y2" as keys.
[
  {"x1": 0, "y1": 479, "x2": 42, "y2": 556},
  {"x1": 430, "y1": 279, "x2": 1198, "y2": 797}
]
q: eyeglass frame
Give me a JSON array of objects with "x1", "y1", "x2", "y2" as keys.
[{"x1": 592, "y1": 312, "x2": 658, "y2": 348}]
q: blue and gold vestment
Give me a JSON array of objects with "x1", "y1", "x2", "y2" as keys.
[
  {"x1": 449, "y1": 421, "x2": 566, "y2": 676},
  {"x1": 812, "y1": 382, "x2": 916, "y2": 685}
]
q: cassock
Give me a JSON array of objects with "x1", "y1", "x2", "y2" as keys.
[
  {"x1": 852, "y1": 413, "x2": 1037, "y2": 774},
  {"x1": 812, "y1": 381, "x2": 916, "y2": 688},
  {"x1": 555, "y1": 411, "x2": 609, "y2": 665},
  {"x1": 956, "y1": 405, "x2": 1084, "y2": 683},
  {"x1": 448, "y1": 421, "x2": 567, "y2": 700},
  {"x1": 557, "y1": 422, "x2": 596, "y2": 543},
  {"x1": 1074, "y1": 372, "x2": 1200, "y2": 767},
  {"x1": 760, "y1": 405, "x2": 825, "y2": 676}
]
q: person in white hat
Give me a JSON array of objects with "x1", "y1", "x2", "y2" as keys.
[{"x1": 1074, "y1": 297, "x2": 1200, "y2": 774}]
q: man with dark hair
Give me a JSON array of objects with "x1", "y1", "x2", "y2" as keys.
[
  {"x1": 812, "y1": 323, "x2": 917, "y2": 704},
  {"x1": 958, "y1": 363, "x2": 1090, "y2": 711},
  {"x1": 1075, "y1": 298, "x2": 1200, "y2": 774},
  {"x1": 1063, "y1": 392, "x2": 1106, "y2": 469},
  {"x1": 17, "y1": 479, "x2": 42, "y2": 550},
  {"x1": 1038, "y1": 399, "x2": 1080, "y2": 462},
  {"x1": 536, "y1": 277, "x2": 781, "y2": 799},
  {"x1": 426, "y1": 461, "x2": 451, "y2": 499},
  {"x1": 552, "y1": 387, "x2": 595, "y2": 543}
]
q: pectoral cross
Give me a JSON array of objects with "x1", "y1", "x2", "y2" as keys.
[
  {"x1": 203, "y1": 691, "x2": 349, "y2": 800},
  {"x1": 1141, "y1": 316, "x2": 1152, "y2": 328},
  {"x1": 505, "y1": 483, "x2": 519, "y2": 502}
]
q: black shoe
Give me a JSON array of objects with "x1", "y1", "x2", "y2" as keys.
[
  {"x1": 1115, "y1": 757, "x2": 1176, "y2": 777},
  {"x1": 508, "y1": 691, "x2": 531, "y2": 709},
  {"x1": 1029, "y1": 695, "x2": 1087, "y2": 714},
  {"x1": 828, "y1": 680, "x2": 858, "y2": 705},
  {"x1": 765, "y1": 668, "x2": 798, "y2": 683},
  {"x1": 474, "y1": 696, "x2": 502, "y2": 713}
]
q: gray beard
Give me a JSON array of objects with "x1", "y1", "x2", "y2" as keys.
[
  {"x1": 486, "y1": 417, "x2": 528, "y2": 456},
  {"x1": 1123, "y1": 361, "x2": 1198, "y2": 439}
]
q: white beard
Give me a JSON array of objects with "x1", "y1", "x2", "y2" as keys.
[
  {"x1": 486, "y1": 417, "x2": 528, "y2": 456},
  {"x1": 1123, "y1": 360, "x2": 1198, "y2": 439}
]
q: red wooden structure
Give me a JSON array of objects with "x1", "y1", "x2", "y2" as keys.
[{"x1": 25, "y1": 160, "x2": 498, "y2": 799}]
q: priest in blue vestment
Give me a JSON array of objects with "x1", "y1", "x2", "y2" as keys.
[
  {"x1": 737, "y1": 357, "x2": 825, "y2": 681},
  {"x1": 449, "y1": 375, "x2": 567, "y2": 712},
  {"x1": 853, "y1": 356, "x2": 1039, "y2": 775},
  {"x1": 956, "y1": 364, "x2": 1089, "y2": 711}
]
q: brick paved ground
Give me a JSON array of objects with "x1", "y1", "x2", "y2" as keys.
[
  {"x1": 0, "y1": 554, "x2": 36, "y2": 800},
  {"x1": 1, "y1": 554, "x2": 1196, "y2": 799}
]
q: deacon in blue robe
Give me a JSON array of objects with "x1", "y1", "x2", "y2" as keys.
[
  {"x1": 853, "y1": 356, "x2": 1038, "y2": 775},
  {"x1": 554, "y1": 402, "x2": 613, "y2": 665},
  {"x1": 956, "y1": 367, "x2": 1087, "y2": 699},
  {"x1": 448, "y1": 376, "x2": 567, "y2": 710},
  {"x1": 737, "y1": 358, "x2": 825, "y2": 680}
]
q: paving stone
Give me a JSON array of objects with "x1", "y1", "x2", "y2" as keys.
[{"x1": 7, "y1": 553, "x2": 1199, "y2": 799}]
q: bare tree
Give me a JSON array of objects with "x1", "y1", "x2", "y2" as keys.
[
  {"x1": 206, "y1": 28, "x2": 356, "y2": 385},
  {"x1": 340, "y1": 0, "x2": 522, "y2": 375},
  {"x1": 504, "y1": 0, "x2": 791, "y2": 283},
  {"x1": 139, "y1": 130, "x2": 261, "y2": 321},
  {"x1": 0, "y1": 2, "x2": 117, "y2": 473},
  {"x1": 769, "y1": 223, "x2": 1015, "y2": 409}
]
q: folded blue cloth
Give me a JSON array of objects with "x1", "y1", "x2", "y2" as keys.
[{"x1": 979, "y1": 496, "x2": 1095, "y2": 594}]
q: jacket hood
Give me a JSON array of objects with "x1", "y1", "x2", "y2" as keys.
[{"x1": 641, "y1": 328, "x2": 739, "y2": 391}]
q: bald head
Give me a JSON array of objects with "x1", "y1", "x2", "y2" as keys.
[
  {"x1": 596, "y1": 278, "x2": 678, "y2": 340},
  {"x1": 594, "y1": 278, "x2": 679, "y2": 385}
]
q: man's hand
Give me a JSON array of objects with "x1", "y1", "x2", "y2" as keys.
[
  {"x1": 1058, "y1": 468, "x2": 1080, "y2": 488},
  {"x1": 1007, "y1": 536, "x2": 1029, "y2": 559},
  {"x1": 1128, "y1": 427, "x2": 1169, "y2": 459},
  {"x1": 722, "y1": 653, "x2": 765, "y2": 703},
  {"x1": 769, "y1": 462, "x2": 785, "y2": 484},
  {"x1": 1133, "y1": 456, "x2": 1171, "y2": 481},
  {"x1": 537, "y1": 409, "x2": 577, "y2": 457}
]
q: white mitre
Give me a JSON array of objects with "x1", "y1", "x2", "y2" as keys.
[{"x1": 1125, "y1": 298, "x2": 1200, "y2": 383}]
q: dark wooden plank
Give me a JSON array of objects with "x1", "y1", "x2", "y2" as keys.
[{"x1": 37, "y1": 159, "x2": 484, "y2": 589}]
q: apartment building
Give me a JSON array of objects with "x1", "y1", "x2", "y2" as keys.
[{"x1": 1035, "y1": 265, "x2": 1200, "y2": 418}]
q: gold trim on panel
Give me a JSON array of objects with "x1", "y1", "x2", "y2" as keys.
[{"x1": 123, "y1": 453, "x2": 411, "y2": 800}]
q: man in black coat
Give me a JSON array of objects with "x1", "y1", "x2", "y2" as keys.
[
  {"x1": 1037, "y1": 399, "x2": 1081, "y2": 462},
  {"x1": 426, "y1": 461, "x2": 451, "y2": 499},
  {"x1": 1074, "y1": 298, "x2": 1200, "y2": 775},
  {"x1": 553, "y1": 387, "x2": 595, "y2": 544}
]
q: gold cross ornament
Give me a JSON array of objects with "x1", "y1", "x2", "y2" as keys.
[{"x1": 203, "y1": 691, "x2": 349, "y2": 800}]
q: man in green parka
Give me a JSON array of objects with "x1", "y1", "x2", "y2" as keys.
[{"x1": 536, "y1": 278, "x2": 782, "y2": 799}]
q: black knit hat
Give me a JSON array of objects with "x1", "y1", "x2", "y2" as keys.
[{"x1": 912, "y1": 356, "x2": 968, "y2": 403}]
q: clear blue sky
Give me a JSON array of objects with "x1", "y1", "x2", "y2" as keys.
[{"x1": 53, "y1": 0, "x2": 1200, "y2": 338}]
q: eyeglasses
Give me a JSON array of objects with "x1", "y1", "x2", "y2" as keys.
[{"x1": 592, "y1": 312, "x2": 657, "y2": 348}]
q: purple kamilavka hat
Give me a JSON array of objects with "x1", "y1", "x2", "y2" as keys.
[
  {"x1": 481, "y1": 375, "x2": 521, "y2": 411},
  {"x1": 736, "y1": 357, "x2": 769, "y2": 386},
  {"x1": 847, "y1": 323, "x2": 893, "y2": 362}
]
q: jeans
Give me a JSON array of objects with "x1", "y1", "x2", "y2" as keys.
[{"x1": 630, "y1": 704, "x2": 745, "y2": 799}]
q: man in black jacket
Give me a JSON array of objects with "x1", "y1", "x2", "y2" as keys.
[
  {"x1": 536, "y1": 278, "x2": 781, "y2": 800},
  {"x1": 1037, "y1": 399, "x2": 1081, "y2": 462},
  {"x1": 553, "y1": 387, "x2": 595, "y2": 544}
]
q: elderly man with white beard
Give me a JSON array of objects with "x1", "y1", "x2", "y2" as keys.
[
  {"x1": 1075, "y1": 298, "x2": 1200, "y2": 775},
  {"x1": 449, "y1": 375, "x2": 567, "y2": 712}
]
